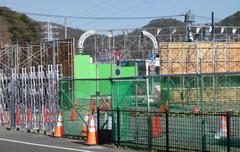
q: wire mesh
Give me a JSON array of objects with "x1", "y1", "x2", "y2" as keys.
[
  {"x1": 60, "y1": 73, "x2": 240, "y2": 148},
  {"x1": 100, "y1": 109, "x2": 240, "y2": 152}
]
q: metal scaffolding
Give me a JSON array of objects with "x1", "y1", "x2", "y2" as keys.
[
  {"x1": 0, "y1": 39, "x2": 73, "y2": 132},
  {"x1": 158, "y1": 42, "x2": 240, "y2": 112}
]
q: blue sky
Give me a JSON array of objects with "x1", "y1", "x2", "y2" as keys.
[{"x1": 1, "y1": 0, "x2": 239, "y2": 30}]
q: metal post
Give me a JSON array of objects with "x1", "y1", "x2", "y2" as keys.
[
  {"x1": 95, "y1": 34, "x2": 99, "y2": 106},
  {"x1": 22, "y1": 68, "x2": 27, "y2": 128},
  {"x1": 10, "y1": 95, "x2": 15, "y2": 128},
  {"x1": 200, "y1": 58, "x2": 204, "y2": 112},
  {"x1": 212, "y1": 42, "x2": 216, "y2": 110},
  {"x1": 146, "y1": 61, "x2": 150, "y2": 111},
  {"x1": 117, "y1": 108, "x2": 120, "y2": 146},
  {"x1": 211, "y1": 12, "x2": 215, "y2": 41},
  {"x1": 166, "y1": 112, "x2": 169, "y2": 152},
  {"x1": 134, "y1": 62, "x2": 139, "y2": 144},
  {"x1": 64, "y1": 18, "x2": 67, "y2": 39},
  {"x1": 148, "y1": 112, "x2": 152, "y2": 150},
  {"x1": 110, "y1": 78, "x2": 115, "y2": 142},
  {"x1": 10, "y1": 69, "x2": 16, "y2": 128},
  {"x1": 123, "y1": 31, "x2": 126, "y2": 56},
  {"x1": 226, "y1": 112, "x2": 231, "y2": 152},
  {"x1": 108, "y1": 32, "x2": 112, "y2": 78},
  {"x1": 97, "y1": 107, "x2": 100, "y2": 143},
  {"x1": 200, "y1": 59, "x2": 207, "y2": 151},
  {"x1": 169, "y1": 27, "x2": 172, "y2": 42},
  {"x1": 135, "y1": 62, "x2": 138, "y2": 110}
]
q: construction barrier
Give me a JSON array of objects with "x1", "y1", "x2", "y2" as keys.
[{"x1": 98, "y1": 109, "x2": 240, "y2": 151}]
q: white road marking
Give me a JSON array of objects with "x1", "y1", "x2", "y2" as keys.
[
  {"x1": 0, "y1": 137, "x2": 94, "y2": 152},
  {"x1": 83, "y1": 146, "x2": 104, "y2": 149}
]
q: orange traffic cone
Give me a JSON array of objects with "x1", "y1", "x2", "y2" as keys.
[
  {"x1": 70, "y1": 108, "x2": 78, "y2": 121},
  {"x1": 16, "y1": 103, "x2": 22, "y2": 128},
  {"x1": 215, "y1": 115, "x2": 227, "y2": 139},
  {"x1": 86, "y1": 114, "x2": 97, "y2": 145},
  {"x1": 54, "y1": 111, "x2": 64, "y2": 137},
  {"x1": 43, "y1": 105, "x2": 48, "y2": 130},
  {"x1": 81, "y1": 112, "x2": 89, "y2": 136},
  {"x1": 26, "y1": 103, "x2": 32, "y2": 129},
  {"x1": 152, "y1": 115, "x2": 163, "y2": 137}
]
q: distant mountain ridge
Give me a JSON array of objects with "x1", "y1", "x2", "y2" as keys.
[
  {"x1": 218, "y1": 11, "x2": 240, "y2": 26},
  {"x1": 0, "y1": 6, "x2": 85, "y2": 45},
  {"x1": 0, "y1": 7, "x2": 41, "y2": 45},
  {"x1": 143, "y1": 18, "x2": 185, "y2": 28}
]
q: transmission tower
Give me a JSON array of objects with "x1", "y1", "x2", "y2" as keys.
[{"x1": 41, "y1": 19, "x2": 59, "y2": 42}]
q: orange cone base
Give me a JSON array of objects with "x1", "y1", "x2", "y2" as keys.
[
  {"x1": 86, "y1": 132, "x2": 97, "y2": 145},
  {"x1": 54, "y1": 126, "x2": 64, "y2": 137},
  {"x1": 81, "y1": 126, "x2": 88, "y2": 137},
  {"x1": 81, "y1": 132, "x2": 88, "y2": 137}
]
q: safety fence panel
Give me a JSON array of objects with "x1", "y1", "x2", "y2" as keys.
[
  {"x1": 60, "y1": 74, "x2": 240, "y2": 138},
  {"x1": 158, "y1": 74, "x2": 240, "y2": 112},
  {"x1": 112, "y1": 77, "x2": 161, "y2": 111},
  {"x1": 0, "y1": 65, "x2": 61, "y2": 133},
  {"x1": 60, "y1": 79, "x2": 112, "y2": 137},
  {"x1": 230, "y1": 114, "x2": 240, "y2": 150},
  {"x1": 98, "y1": 109, "x2": 240, "y2": 152}
]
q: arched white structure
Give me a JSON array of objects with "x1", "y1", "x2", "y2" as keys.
[
  {"x1": 77, "y1": 30, "x2": 96, "y2": 54},
  {"x1": 142, "y1": 30, "x2": 158, "y2": 53}
]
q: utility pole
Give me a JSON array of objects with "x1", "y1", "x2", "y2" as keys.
[
  {"x1": 64, "y1": 18, "x2": 67, "y2": 39},
  {"x1": 211, "y1": 12, "x2": 215, "y2": 41}
]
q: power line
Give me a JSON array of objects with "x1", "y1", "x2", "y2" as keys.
[
  {"x1": 195, "y1": 15, "x2": 223, "y2": 21},
  {"x1": 22, "y1": 12, "x2": 183, "y2": 20}
]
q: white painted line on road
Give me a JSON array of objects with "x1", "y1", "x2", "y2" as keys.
[{"x1": 0, "y1": 138, "x2": 94, "y2": 152}]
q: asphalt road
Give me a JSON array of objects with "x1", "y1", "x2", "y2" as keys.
[{"x1": 0, "y1": 128, "x2": 139, "y2": 152}]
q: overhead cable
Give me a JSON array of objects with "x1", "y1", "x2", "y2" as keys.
[{"x1": 22, "y1": 12, "x2": 183, "y2": 20}]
